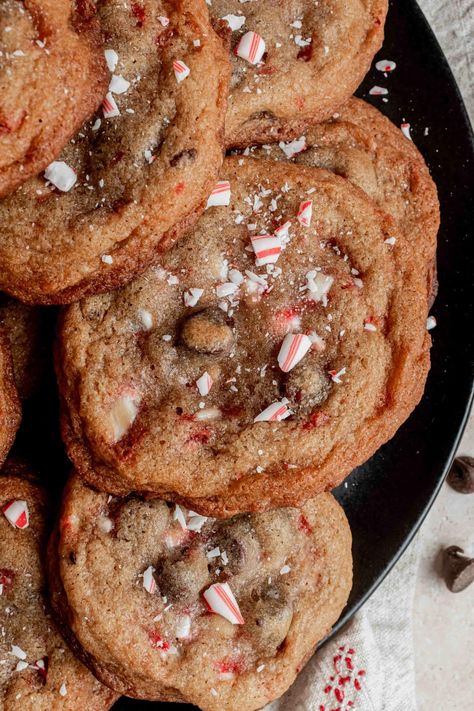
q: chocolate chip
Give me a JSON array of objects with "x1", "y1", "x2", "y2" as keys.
[
  {"x1": 285, "y1": 360, "x2": 331, "y2": 414},
  {"x1": 247, "y1": 110, "x2": 278, "y2": 123},
  {"x1": 180, "y1": 310, "x2": 234, "y2": 354},
  {"x1": 442, "y1": 546, "x2": 474, "y2": 592},
  {"x1": 170, "y1": 148, "x2": 197, "y2": 168},
  {"x1": 447, "y1": 456, "x2": 474, "y2": 494},
  {"x1": 297, "y1": 43, "x2": 313, "y2": 62}
]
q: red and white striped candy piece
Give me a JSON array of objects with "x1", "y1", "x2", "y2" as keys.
[
  {"x1": 235, "y1": 31, "x2": 266, "y2": 65},
  {"x1": 206, "y1": 180, "x2": 231, "y2": 208},
  {"x1": 297, "y1": 200, "x2": 313, "y2": 227},
  {"x1": 426, "y1": 315, "x2": 437, "y2": 331},
  {"x1": 254, "y1": 399, "x2": 292, "y2": 423},
  {"x1": 375, "y1": 59, "x2": 396, "y2": 72},
  {"x1": 203, "y1": 582, "x2": 244, "y2": 625},
  {"x1": 109, "y1": 392, "x2": 140, "y2": 443},
  {"x1": 400, "y1": 123, "x2": 412, "y2": 141},
  {"x1": 143, "y1": 566, "x2": 156, "y2": 594},
  {"x1": 328, "y1": 367, "x2": 346, "y2": 384},
  {"x1": 250, "y1": 234, "x2": 282, "y2": 266},
  {"x1": 173, "y1": 59, "x2": 190, "y2": 83},
  {"x1": 2, "y1": 500, "x2": 29, "y2": 529},
  {"x1": 102, "y1": 92, "x2": 120, "y2": 118},
  {"x1": 274, "y1": 221, "x2": 292, "y2": 240},
  {"x1": 196, "y1": 371, "x2": 213, "y2": 396},
  {"x1": 44, "y1": 161, "x2": 77, "y2": 192},
  {"x1": 277, "y1": 333, "x2": 312, "y2": 372}
]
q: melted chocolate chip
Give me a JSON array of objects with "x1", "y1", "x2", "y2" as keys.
[
  {"x1": 180, "y1": 310, "x2": 234, "y2": 354},
  {"x1": 285, "y1": 361, "x2": 331, "y2": 414},
  {"x1": 447, "y1": 456, "x2": 474, "y2": 494},
  {"x1": 442, "y1": 546, "x2": 474, "y2": 592}
]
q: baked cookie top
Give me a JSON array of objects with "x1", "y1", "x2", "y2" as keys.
[
  {"x1": 49, "y1": 475, "x2": 352, "y2": 710},
  {"x1": 57, "y1": 156, "x2": 431, "y2": 515},
  {"x1": 0, "y1": 474, "x2": 117, "y2": 710},
  {"x1": 239, "y1": 97, "x2": 439, "y2": 297},
  {"x1": 0, "y1": 0, "x2": 230, "y2": 304},
  {"x1": 0, "y1": 329, "x2": 20, "y2": 468},
  {"x1": 208, "y1": 0, "x2": 387, "y2": 147},
  {"x1": 0, "y1": 0, "x2": 108, "y2": 198}
]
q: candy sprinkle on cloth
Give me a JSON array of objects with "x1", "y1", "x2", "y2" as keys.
[
  {"x1": 48, "y1": 474, "x2": 352, "y2": 711},
  {"x1": 0, "y1": 0, "x2": 230, "y2": 304},
  {"x1": 57, "y1": 156, "x2": 431, "y2": 516}
]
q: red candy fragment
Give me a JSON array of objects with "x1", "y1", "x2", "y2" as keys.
[
  {"x1": 149, "y1": 630, "x2": 170, "y2": 651},
  {"x1": 131, "y1": 2, "x2": 146, "y2": 26},
  {"x1": 298, "y1": 515, "x2": 313, "y2": 535}
]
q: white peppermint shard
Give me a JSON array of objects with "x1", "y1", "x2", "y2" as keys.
[{"x1": 44, "y1": 162, "x2": 77, "y2": 192}]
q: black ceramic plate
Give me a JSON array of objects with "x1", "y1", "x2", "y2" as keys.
[{"x1": 13, "y1": 0, "x2": 473, "y2": 709}]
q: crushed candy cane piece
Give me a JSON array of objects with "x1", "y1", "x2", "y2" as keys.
[
  {"x1": 176, "y1": 614, "x2": 191, "y2": 639},
  {"x1": 143, "y1": 566, "x2": 156, "y2": 594},
  {"x1": 222, "y1": 14, "x2": 245, "y2": 31},
  {"x1": 173, "y1": 60, "x2": 190, "y2": 82},
  {"x1": 426, "y1": 315, "x2": 437, "y2": 330},
  {"x1": 10, "y1": 645, "x2": 26, "y2": 660},
  {"x1": 306, "y1": 271, "x2": 334, "y2": 304},
  {"x1": 102, "y1": 92, "x2": 120, "y2": 118},
  {"x1": 375, "y1": 59, "x2": 396, "y2": 72},
  {"x1": 235, "y1": 31, "x2": 266, "y2": 65},
  {"x1": 173, "y1": 504, "x2": 187, "y2": 530},
  {"x1": 274, "y1": 221, "x2": 292, "y2": 240},
  {"x1": 254, "y1": 399, "x2": 292, "y2": 423},
  {"x1": 109, "y1": 393, "x2": 140, "y2": 443},
  {"x1": 280, "y1": 565, "x2": 291, "y2": 575},
  {"x1": 184, "y1": 288, "x2": 204, "y2": 307},
  {"x1": 251, "y1": 234, "x2": 282, "y2": 266},
  {"x1": 104, "y1": 49, "x2": 118, "y2": 72},
  {"x1": 207, "y1": 180, "x2": 231, "y2": 208},
  {"x1": 2, "y1": 500, "x2": 29, "y2": 529},
  {"x1": 196, "y1": 372, "x2": 213, "y2": 396},
  {"x1": 329, "y1": 367, "x2": 346, "y2": 384},
  {"x1": 369, "y1": 85, "x2": 388, "y2": 96},
  {"x1": 195, "y1": 407, "x2": 221, "y2": 421},
  {"x1": 187, "y1": 514, "x2": 208, "y2": 532},
  {"x1": 203, "y1": 582, "x2": 244, "y2": 625},
  {"x1": 401, "y1": 123, "x2": 412, "y2": 140},
  {"x1": 137, "y1": 308, "x2": 153, "y2": 330},
  {"x1": 297, "y1": 200, "x2": 313, "y2": 227},
  {"x1": 278, "y1": 333, "x2": 312, "y2": 372},
  {"x1": 109, "y1": 74, "x2": 130, "y2": 94},
  {"x1": 44, "y1": 161, "x2": 77, "y2": 192},
  {"x1": 279, "y1": 137, "x2": 306, "y2": 158},
  {"x1": 59, "y1": 683, "x2": 67, "y2": 697}
]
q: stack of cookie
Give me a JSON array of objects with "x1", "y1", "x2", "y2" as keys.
[{"x1": 0, "y1": 1, "x2": 439, "y2": 710}]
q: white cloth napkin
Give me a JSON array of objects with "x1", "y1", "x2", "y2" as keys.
[
  {"x1": 266, "y1": 536, "x2": 420, "y2": 711},
  {"x1": 266, "y1": 1, "x2": 473, "y2": 709}
]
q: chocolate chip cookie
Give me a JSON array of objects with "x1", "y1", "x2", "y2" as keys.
[
  {"x1": 0, "y1": 473, "x2": 117, "y2": 709},
  {"x1": 209, "y1": 0, "x2": 387, "y2": 147},
  {"x1": 0, "y1": 329, "x2": 20, "y2": 467},
  {"x1": 0, "y1": 0, "x2": 230, "y2": 303},
  {"x1": 239, "y1": 97, "x2": 439, "y2": 299},
  {"x1": 0, "y1": 0, "x2": 108, "y2": 198},
  {"x1": 49, "y1": 474, "x2": 352, "y2": 710},
  {"x1": 57, "y1": 156, "x2": 431, "y2": 515}
]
